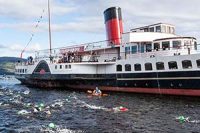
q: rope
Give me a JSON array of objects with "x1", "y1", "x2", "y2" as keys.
[{"x1": 20, "y1": 9, "x2": 45, "y2": 58}]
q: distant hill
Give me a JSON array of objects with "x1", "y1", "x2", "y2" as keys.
[{"x1": 0, "y1": 57, "x2": 26, "y2": 75}]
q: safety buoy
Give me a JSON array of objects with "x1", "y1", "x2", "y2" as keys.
[{"x1": 119, "y1": 107, "x2": 128, "y2": 112}]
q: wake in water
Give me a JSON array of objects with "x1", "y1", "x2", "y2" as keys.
[
  {"x1": 68, "y1": 93, "x2": 128, "y2": 112},
  {"x1": 1, "y1": 78, "x2": 199, "y2": 133},
  {"x1": 0, "y1": 84, "x2": 86, "y2": 132},
  {"x1": 0, "y1": 84, "x2": 127, "y2": 132}
]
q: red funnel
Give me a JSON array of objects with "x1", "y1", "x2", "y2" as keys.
[{"x1": 104, "y1": 7, "x2": 123, "y2": 46}]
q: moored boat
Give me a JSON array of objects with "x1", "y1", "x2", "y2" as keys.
[{"x1": 15, "y1": 6, "x2": 200, "y2": 96}]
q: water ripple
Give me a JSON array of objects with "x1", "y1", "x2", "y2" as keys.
[{"x1": 0, "y1": 76, "x2": 200, "y2": 132}]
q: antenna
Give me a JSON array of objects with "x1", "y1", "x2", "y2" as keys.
[{"x1": 48, "y1": 0, "x2": 52, "y2": 56}]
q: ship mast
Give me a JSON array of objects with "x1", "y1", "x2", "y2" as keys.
[{"x1": 48, "y1": 0, "x2": 52, "y2": 56}]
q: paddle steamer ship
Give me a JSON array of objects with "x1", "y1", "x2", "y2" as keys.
[{"x1": 15, "y1": 6, "x2": 200, "y2": 96}]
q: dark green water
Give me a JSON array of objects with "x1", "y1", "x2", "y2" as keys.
[{"x1": 0, "y1": 76, "x2": 200, "y2": 133}]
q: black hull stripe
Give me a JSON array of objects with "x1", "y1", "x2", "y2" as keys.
[
  {"x1": 15, "y1": 70, "x2": 200, "y2": 91},
  {"x1": 117, "y1": 77, "x2": 200, "y2": 80}
]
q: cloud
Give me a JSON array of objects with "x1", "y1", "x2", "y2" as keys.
[
  {"x1": 1, "y1": 0, "x2": 200, "y2": 36},
  {"x1": 0, "y1": 43, "x2": 41, "y2": 57},
  {"x1": 69, "y1": 0, "x2": 200, "y2": 41},
  {"x1": 52, "y1": 17, "x2": 104, "y2": 33},
  {"x1": 0, "y1": 16, "x2": 105, "y2": 34},
  {"x1": 0, "y1": 0, "x2": 77, "y2": 20},
  {"x1": 0, "y1": 44, "x2": 7, "y2": 48},
  {"x1": 1, "y1": 0, "x2": 200, "y2": 56},
  {"x1": 9, "y1": 43, "x2": 41, "y2": 53}
]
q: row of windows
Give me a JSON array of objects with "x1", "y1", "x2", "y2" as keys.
[
  {"x1": 147, "y1": 25, "x2": 174, "y2": 34},
  {"x1": 16, "y1": 69, "x2": 27, "y2": 73},
  {"x1": 125, "y1": 40, "x2": 197, "y2": 54},
  {"x1": 133, "y1": 25, "x2": 175, "y2": 34},
  {"x1": 153, "y1": 40, "x2": 197, "y2": 51},
  {"x1": 55, "y1": 65, "x2": 71, "y2": 70},
  {"x1": 116, "y1": 59, "x2": 200, "y2": 72}
]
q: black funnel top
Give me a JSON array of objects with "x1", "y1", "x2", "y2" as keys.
[{"x1": 104, "y1": 7, "x2": 122, "y2": 22}]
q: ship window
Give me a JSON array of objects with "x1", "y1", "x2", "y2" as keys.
[
  {"x1": 116, "y1": 64, "x2": 122, "y2": 71},
  {"x1": 156, "y1": 26, "x2": 161, "y2": 32},
  {"x1": 173, "y1": 40, "x2": 181, "y2": 49},
  {"x1": 69, "y1": 65, "x2": 71, "y2": 69},
  {"x1": 156, "y1": 62, "x2": 165, "y2": 70},
  {"x1": 146, "y1": 44, "x2": 152, "y2": 52},
  {"x1": 149, "y1": 27, "x2": 154, "y2": 32},
  {"x1": 60, "y1": 65, "x2": 62, "y2": 69},
  {"x1": 184, "y1": 40, "x2": 191, "y2": 46},
  {"x1": 125, "y1": 64, "x2": 131, "y2": 71},
  {"x1": 162, "y1": 41, "x2": 170, "y2": 50},
  {"x1": 196, "y1": 59, "x2": 200, "y2": 68},
  {"x1": 55, "y1": 65, "x2": 57, "y2": 69},
  {"x1": 145, "y1": 63, "x2": 153, "y2": 71},
  {"x1": 131, "y1": 46, "x2": 137, "y2": 54},
  {"x1": 22, "y1": 69, "x2": 24, "y2": 73},
  {"x1": 194, "y1": 41, "x2": 197, "y2": 50},
  {"x1": 154, "y1": 43, "x2": 160, "y2": 51},
  {"x1": 65, "y1": 65, "x2": 68, "y2": 69},
  {"x1": 125, "y1": 46, "x2": 130, "y2": 54},
  {"x1": 168, "y1": 61, "x2": 178, "y2": 69},
  {"x1": 144, "y1": 28, "x2": 148, "y2": 32},
  {"x1": 182, "y1": 60, "x2": 192, "y2": 69},
  {"x1": 134, "y1": 64, "x2": 141, "y2": 71},
  {"x1": 141, "y1": 44, "x2": 145, "y2": 53}
]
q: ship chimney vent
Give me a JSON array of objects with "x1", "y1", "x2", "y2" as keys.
[{"x1": 104, "y1": 7, "x2": 123, "y2": 46}]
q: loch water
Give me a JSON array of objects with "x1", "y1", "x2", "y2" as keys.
[{"x1": 0, "y1": 76, "x2": 200, "y2": 133}]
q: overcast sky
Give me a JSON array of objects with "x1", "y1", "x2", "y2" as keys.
[{"x1": 0, "y1": 0, "x2": 200, "y2": 58}]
